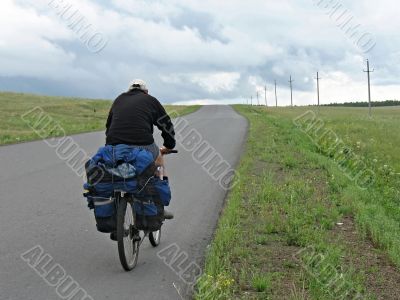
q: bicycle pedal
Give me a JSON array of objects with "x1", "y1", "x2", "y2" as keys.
[{"x1": 133, "y1": 235, "x2": 141, "y2": 242}]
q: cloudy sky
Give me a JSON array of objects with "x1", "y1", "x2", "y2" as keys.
[{"x1": 1, "y1": 0, "x2": 399, "y2": 105}]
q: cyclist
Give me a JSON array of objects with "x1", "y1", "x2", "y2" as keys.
[
  {"x1": 106, "y1": 79, "x2": 176, "y2": 161},
  {"x1": 105, "y1": 79, "x2": 176, "y2": 221}
]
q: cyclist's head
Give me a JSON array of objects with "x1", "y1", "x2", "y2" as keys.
[{"x1": 129, "y1": 79, "x2": 148, "y2": 93}]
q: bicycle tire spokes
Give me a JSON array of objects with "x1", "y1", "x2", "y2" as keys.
[{"x1": 117, "y1": 195, "x2": 139, "y2": 271}]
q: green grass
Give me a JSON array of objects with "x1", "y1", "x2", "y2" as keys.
[
  {"x1": 0, "y1": 91, "x2": 200, "y2": 145},
  {"x1": 252, "y1": 273, "x2": 274, "y2": 292},
  {"x1": 268, "y1": 106, "x2": 400, "y2": 266},
  {"x1": 195, "y1": 105, "x2": 400, "y2": 300}
]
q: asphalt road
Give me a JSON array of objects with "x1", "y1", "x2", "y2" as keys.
[{"x1": 0, "y1": 105, "x2": 247, "y2": 300}]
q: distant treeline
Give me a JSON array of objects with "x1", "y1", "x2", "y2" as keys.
[{"x1": 319, "y1": 100, "x2": 400, "y2": 107}]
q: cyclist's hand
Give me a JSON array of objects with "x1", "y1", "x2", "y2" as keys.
[{"x1": 160, "y1": 146, "x2": 171, "y2": 155}]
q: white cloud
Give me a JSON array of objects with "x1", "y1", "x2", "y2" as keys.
[
  {"x1": 0, "y1": 0, "x2": 100, "y2": 81},
  {"x1": 0, "y1": 0, "x2": 399, "y2": 104},
  {"x1": 190, "y1": 72, "x2": 240, "y2": 93}
]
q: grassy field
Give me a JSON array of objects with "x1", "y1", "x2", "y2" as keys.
[
  {"x1": 196, "y1": 105, "x2": 400, "y2": 300},
  {"x1": 0, "y1": 92, "x2": 200, "y2": 145}
]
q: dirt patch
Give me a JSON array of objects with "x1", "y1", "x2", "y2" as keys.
[
  {"x1": 256, "y1": 239, "x2": 309, "y2": 299},
  {"x1": 251, "y1": 160, "x2": 287, "y2": 184},
  {"x1": 331, "y1": 216, "x2": 400, "y2": 300},
  {"x1": 232, "y1": 234, "x2": 309, "y2": 299}
]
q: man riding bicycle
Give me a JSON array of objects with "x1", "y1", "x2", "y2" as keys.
[
  {"x1": 106, "y1": 79, "x2": 176, "y2": 160},
  {"x1": 105, "y1": 79, "x2": 176, "y2": 222}
]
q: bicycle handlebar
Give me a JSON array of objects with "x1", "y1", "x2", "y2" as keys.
[{"x1": 160, "y1": 149, "x2": 178, "y2": 155}]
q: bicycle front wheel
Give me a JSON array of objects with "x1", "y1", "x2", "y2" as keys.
[
  {"x1": 116, "y1": 197, "x2": 139, "y2": 271},
  {"x1": 149, "y1": 229, "x2": 161, "y2": 247}
]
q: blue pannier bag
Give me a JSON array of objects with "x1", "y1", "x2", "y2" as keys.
[
  {"x1": 86, "y1": 195, "x2": 117, "y2": 233},
  {"x1": 83, "y1": 144, "x2": 172, "y2": 233},
  {"x1": 133, "y1": 177, "x2": 171, "y2": 231},
  {"x1": 154, "y1": 179, "x2": 172, "y2": 206},
  {"x1": 84, "y1": 145, "x2": 153, "y2": 233},
  {"x1": 133, "y1": 195, "x2": 164, "y2": 231}
]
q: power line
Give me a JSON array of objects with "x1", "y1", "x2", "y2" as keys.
[
  {"x1": 363, "y1": 59, "x2": 374, "y2": 117},
  {"x1": 289, "y1": 76, "x2": 294, "y2": 107},
  {"x1": 274, "y1": 80, "x2": 278, "y2": 107}
]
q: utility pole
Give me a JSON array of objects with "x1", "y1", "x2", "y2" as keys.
[
  {"x1": 289, "y1": 76, "x2": 294, "y2": 107},
  {"x1": 363, "y1": 59, "x2": 374, "y2": 117},
  {"x1": 315, "y1": 72, "x2": 321, "y2": 107},
  {"x1": 257, "y1": 91, "x2": 259, "y2": 106},
  {"x1": 274, "y1": 80, "x2": 278, "y2": 107},
  {"x1": 251, "y1": 95, "x2": 253, "y2": 106},
  {"x1": 264, "y1": 85, "x2": 268, "y2": 107}
]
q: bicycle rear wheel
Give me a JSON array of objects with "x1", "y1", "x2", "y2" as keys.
[
  {"x1": 116, "y1": 197, "x2": 139, "y2": 271},
  {"x1": 149, "y1": 229, "x2": 161, "y2": 247}
]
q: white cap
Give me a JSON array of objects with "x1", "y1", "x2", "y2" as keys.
[{"x1": 129, "y1": 79, "x2": 148, "y2": 92}]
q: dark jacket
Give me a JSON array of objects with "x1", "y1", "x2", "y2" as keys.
[{"x1": 105, "y1": 90, "x2": 176, "y2": 149}]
